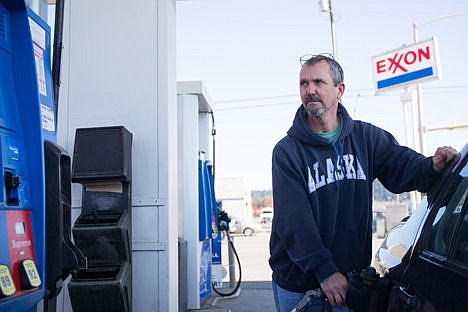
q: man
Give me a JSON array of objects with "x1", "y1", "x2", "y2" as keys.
[{"x1": 269, "y1": 54, "x2": 459, "y2": 312}]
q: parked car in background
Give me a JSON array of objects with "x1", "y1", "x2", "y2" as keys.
[
  {"x1": 260, "y1": 207, "x2": 274, "y2": 223},
  {"x1": 373, "y1": 142, "x2": 468, "y2": 312},
  {"x1": 229, "y1": 217, "x2": 262, "y2": 236}
]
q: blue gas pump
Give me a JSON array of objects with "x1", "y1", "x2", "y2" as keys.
[
  {"x1": 199, "y1": 159, "x2": 230, "y2": 302},
  {"x1": 205, "y1": 164, "x2": 222, "y2": 269},
  {"x1": 198, "y1": 159, "x2": 217, "y2": 302},
  {"x1": 0, "y1": 1, "x2": 85, "y2": 311},
  {"x1": 199, "y1": 160, "x2": 242, "y2": 299},
  {"x1": 0, "y1": 1, "x2": 47, "y2": 310}
]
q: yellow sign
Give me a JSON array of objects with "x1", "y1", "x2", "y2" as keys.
[
  {"x1": 22, "y1": 259, "x2": 41, "y2": 288},
  {"x1": 0, "y1": 264, "x2": 16, "y2": 297}
]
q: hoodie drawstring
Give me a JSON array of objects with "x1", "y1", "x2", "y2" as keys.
[{"x1": 331, "y1": 140, "x2": 344, "y2": 189}]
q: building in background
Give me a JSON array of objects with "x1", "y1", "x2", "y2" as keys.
[{"x1": 215, "y1": 177, "x2": 252, "y2": 222}]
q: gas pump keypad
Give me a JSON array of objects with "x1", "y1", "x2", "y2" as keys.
[{"x1": 0, "y1": 264, "x2": 16, "y2": 297}]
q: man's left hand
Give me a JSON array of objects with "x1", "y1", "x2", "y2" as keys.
[{"x1": 432, "y1": 146, "x2": 460, "y2": 173}]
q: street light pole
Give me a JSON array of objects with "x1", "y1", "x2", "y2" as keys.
[
  {"x1": 328, "y1": 0, "x2": 337, "y2": 58},
  {"x1": 412, "y1": 25, "x2": 425, "y2": 154},
  {"x1": 412, "y1": 11, "x2": 468, "y2": 154},
  {"x1": 319, "y1": 0, "x2": 337, "y2": 59}
]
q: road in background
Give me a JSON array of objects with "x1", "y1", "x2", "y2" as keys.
[
  {"x1": 228, "y1": 230, "x2": 272, "y2": 282},
  {"x1": 222, "y1": 227, "x2": 385, "y2": 283},
  {"x1": 209, "y1": 228, "x2": 385, "y2": 311}
]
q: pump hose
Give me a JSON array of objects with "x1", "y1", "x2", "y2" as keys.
[{"x1": 211, "y1": 230, "x2": 242, "y2": 297}]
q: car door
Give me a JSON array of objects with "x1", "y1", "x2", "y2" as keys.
[{"x1": 386, "y1": 152, "x2": 468, "y2": 312}]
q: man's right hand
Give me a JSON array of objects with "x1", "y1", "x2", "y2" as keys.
[
  {"x1": 320, "y1": 272, "x2": 348, "y2": 306},
  {"x1": 432, "y1": 146, "x2": 460, "y2": 173}
]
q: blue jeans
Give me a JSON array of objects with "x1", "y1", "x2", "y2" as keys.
[{"x1": 272, "y1": 281, "x2": 350, "y2": 312}]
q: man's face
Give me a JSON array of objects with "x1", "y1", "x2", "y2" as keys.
[{"x1": 299, "y1": 61, "x2": 344, "y2": 118}]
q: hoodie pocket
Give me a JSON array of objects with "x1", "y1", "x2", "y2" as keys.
[
  {"x1": 331, "y1": 230, "x2": 363, "y2": 273},
  {"x1": 285, "y1": 264, "x2": 316, "y2": 291}
]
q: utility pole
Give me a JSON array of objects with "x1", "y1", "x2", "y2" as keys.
[
  {"x1": 319, "y1": 0, "x2": 337, "y2": 59},
  {"x1": 412, "y1": 11, "x2": 468, "y2": 154}
]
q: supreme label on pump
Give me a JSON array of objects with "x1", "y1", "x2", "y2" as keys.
[{"x1": 0, "y1": 264, "x2": 16, "y2": 297}]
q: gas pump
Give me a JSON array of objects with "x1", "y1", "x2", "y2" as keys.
[
  {"x1": 199, "y1": 159, "x2": 242, "y2": 299},
  {"x1": 0, "y1": 1, "x2": 48, "y2": 310},
  {"x1": 198, "y1": 159, "x2": 217, "y2": 302},
  {"x1": 0, "y1": 1, "x2": 85, "y2": 311}
]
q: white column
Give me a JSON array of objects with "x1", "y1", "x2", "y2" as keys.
[
  {"x1": 401, "y1": 89, "x2": 419, "y2": 211},
  {"x1": 56, "y1": 0, "x2": 178, "y2": 310},
  {"x1": 178, "y1": 94, "x2": 201, "y2": 309}
]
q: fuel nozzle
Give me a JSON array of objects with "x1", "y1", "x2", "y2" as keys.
[
  {"x1": 218, "y1": 210, "x2": 231, "y2": 231},
  {"x1": 346, "y1": 267, "x2": 391, "y2": 312},
  {"x1": 359, "y1": 266, "x2": 380, "y2": 289}
]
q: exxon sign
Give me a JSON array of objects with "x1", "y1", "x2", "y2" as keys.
[{"x1": 372, "y1": 37, "x2": 441, "y2": 93}]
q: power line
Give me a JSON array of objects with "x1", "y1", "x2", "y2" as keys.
[
  {"x1": 215, "y1": 85, "x2": 468, "y2": 104},
  {"x1": 216, "y1": 101, "x2": 298, "y2": 111},
  {"x1": 213, "y1": 94, "x2": 297, "y2": 105},
  {"x1": 214, "y1": 84, "x2": 468, "y2": 111}
]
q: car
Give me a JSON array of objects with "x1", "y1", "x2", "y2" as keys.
[
  {"x1": 260, "y1": 207, "x2": 274, "y2": 223},
  {"x1": 372, "y1": 142, "x2": 468, "y2": 312},
  {"x1": 229, "y1": 216, "x2": 262, "y2": 236}
]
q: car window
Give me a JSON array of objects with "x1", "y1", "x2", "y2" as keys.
[
  {"x1": 453, "y1": 210, "x2": 468, "y2": 266},
  {"x1": 425, "y1": 158, "x2": 468, "y2": 261}
]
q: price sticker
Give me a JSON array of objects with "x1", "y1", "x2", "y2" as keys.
[
  {"x1": 0, "y1": 264, "x2": 16, "y2": 297},
  {"x1": 22, "y1": 259, "x2": 41, "y2": 288}
]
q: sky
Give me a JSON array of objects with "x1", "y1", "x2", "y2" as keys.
[{"x1": 177, "y1": 0, "x2": 468, "y2": 190}]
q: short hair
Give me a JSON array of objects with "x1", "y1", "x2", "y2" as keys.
[{"x1": 302, "y1": 54, "x2": 344, "y2": 86}]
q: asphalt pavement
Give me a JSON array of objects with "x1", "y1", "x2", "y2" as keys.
[
  {"x1": 195, "y1": 227, "x2": 274, "y2": 312},
  {"x1": 195, "y1": 226, "x2": 384, "y2": 312},
  {"x1": 197, "y1": 281, "x2": 275, "y2": 312}
]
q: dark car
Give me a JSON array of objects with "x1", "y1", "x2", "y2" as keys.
[{"x1": 373, "y1": 142, "x2": 468, "y2": 312}]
